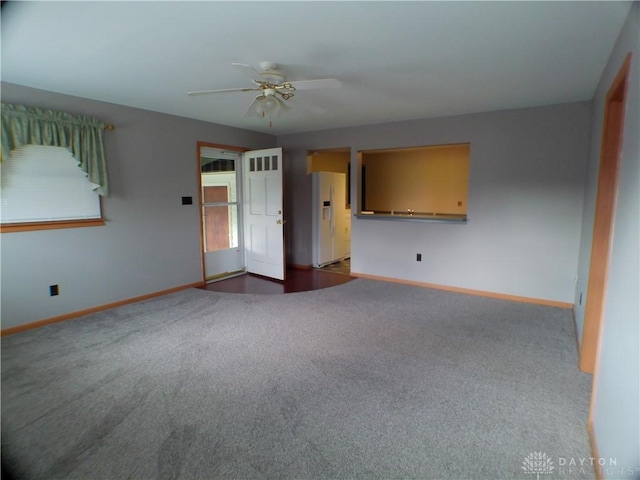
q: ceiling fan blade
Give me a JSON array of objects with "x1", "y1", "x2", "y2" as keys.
[
  {"x1": 188, "y1": 87, "x2": 259, "y2": 96},
  {"x1": 232, "y1": 63, "x2": 263, "y2": 81},
  {"x1": 243, "y1": 96, "x2": 264, "y2": 117},
  {"x1": 288, "y1": 78, "x2": 341, "y2": 90}
]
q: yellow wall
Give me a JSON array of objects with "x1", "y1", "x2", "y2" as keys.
[
  {"x1": 307, "y1": 151, "x2": 350, "y2": 174},
  {"x1": 363, "y1": 144, "x2": 469, "y2": 214}
]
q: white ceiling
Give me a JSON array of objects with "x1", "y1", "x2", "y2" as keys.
[{"x1": 1, "y1": 1, "x2": 632, "y2": 135}]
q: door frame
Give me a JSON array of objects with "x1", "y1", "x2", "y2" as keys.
[
  {"x1": 197, "y1": 142, "x2": 248, "y2": 284},
  {"x1": 580, "y1": 53, "x2": 632, "y2": 374}
]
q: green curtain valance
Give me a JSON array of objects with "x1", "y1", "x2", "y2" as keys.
[{"x1": 1, "y1": 103, "x2": 109, "y2": 196}]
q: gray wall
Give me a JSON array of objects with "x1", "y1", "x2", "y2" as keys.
[
  {"x1": 0, "y1": 83, "x2": 276, "y2": 328},
  {"x1": 574, "y1": 4, "x2": 639, "y2": 477},
  {"x1": 278, "y1": 102, "x2": 591, "y2": 303}
]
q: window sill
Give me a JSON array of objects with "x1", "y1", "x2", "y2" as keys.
[
  {"x1": 356, "y1": 212, "x2": 468, "y2": 224},
  {"x1": 1, "y1": 218, "x2": 105, "y2": 233}
]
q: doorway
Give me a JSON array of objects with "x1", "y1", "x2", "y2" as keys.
[
  {"x1": 198, "y1": 143, "x2": 286, "y2": 283},
  {"x1": 199, "y1": 144, "x2": 245, "y2": 282},
  {"x1": 580, "y1": 54, "x2": 631, "y2": 374}
]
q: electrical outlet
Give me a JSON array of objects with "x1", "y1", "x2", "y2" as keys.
[
  {"x1": 416, "y1": 253, "x2": 422, "y2": 262},
  {"x1": 49, "y1": 284, "x2": 59, "y2": 296}
]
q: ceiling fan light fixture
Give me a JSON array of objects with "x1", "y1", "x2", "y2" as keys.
[
  {"x1": 191, "y1": 61, "x2": 341, "y2": 125},
  {"x1": 263, "y1": 97, "x2": 278, "y2": 111},
  {"x1": 261, "y1": 89, "x2": 280, "y2": 115}
]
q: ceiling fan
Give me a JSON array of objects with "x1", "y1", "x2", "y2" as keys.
[{"x1": 188, "y1": 62, "x2": 341, "y2": 122}]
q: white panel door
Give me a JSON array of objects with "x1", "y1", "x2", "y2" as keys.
[{"x1": 243, "y1": 148, "x2": 285, "y2": 280}]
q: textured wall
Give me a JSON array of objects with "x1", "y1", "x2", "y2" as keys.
[
  {"x1": 278, "y1": 102, "x2": 591, "y2": 303},
  {"x1": 0, "y1": 83, "x2": 275, "y2": 328},
  {"x1": 308, "y1": 151, "x2": 350, "y2": 174}
]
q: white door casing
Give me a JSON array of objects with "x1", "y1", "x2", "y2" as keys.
[{"x1": 243, "y1": 147, "x2": 285, "y2": 280}]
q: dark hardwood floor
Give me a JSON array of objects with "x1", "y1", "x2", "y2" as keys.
[{"x1": 203, "y1": 261, "x2": 352, "y2": 294}]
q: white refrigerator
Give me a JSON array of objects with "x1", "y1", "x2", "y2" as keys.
[{"x1": 313, "y1": 172, "x2": 351, "y2": 267}]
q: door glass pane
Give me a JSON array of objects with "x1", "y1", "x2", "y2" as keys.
[
  {"x1": 201, "y1": 157, "x2": 235, "y2": 173},
  {"x1": 201, "y1": 156, "x2": 239, "y2": 253},
  {"x1": 203, "y1": 204, "x2": 239, "y2": 252}
]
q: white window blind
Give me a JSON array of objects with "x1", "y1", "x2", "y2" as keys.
[{"x1": 1, "y1": 145, "x2": 102, "y2": 224}]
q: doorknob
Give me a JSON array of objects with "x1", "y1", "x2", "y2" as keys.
[{"x1": 277, "y1": 219, "x2": 286, "y2": 225}]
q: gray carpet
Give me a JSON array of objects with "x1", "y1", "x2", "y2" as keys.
[{"x1": 1, "y1": 279, "x2": 594, "y2": 479}]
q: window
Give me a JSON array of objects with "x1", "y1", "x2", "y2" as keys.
[
  {"x1": 1, "y1": 145, "x2": 104, "y2": 231},
  {"x1": 358, "y1": 143, "x2": 470, "y2": 222},
  {"x1": 200, "y1": 148, "x2": 241, "y2": 253},
  {"x1": 1, "y1": 102, "x2": 110, "y2": 232}
]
